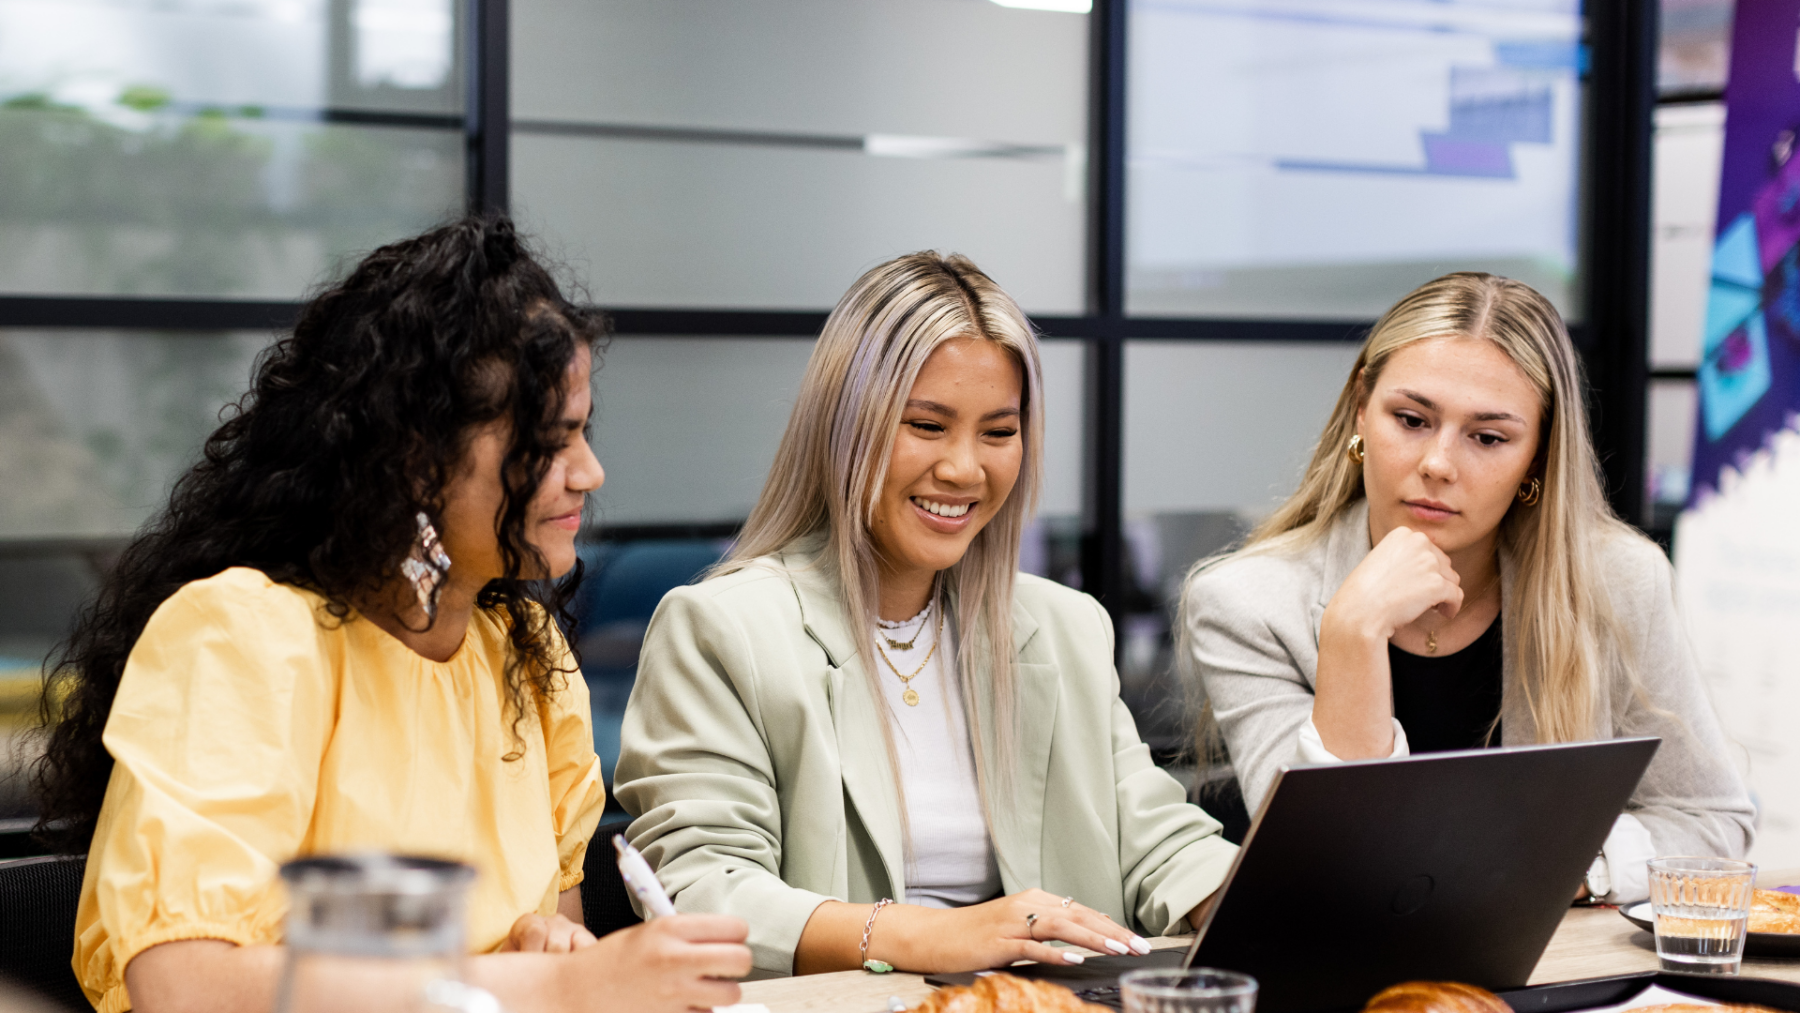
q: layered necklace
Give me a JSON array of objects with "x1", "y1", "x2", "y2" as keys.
[{"x1": 875, "y1": 597, "x2": 942, "y2": 707}]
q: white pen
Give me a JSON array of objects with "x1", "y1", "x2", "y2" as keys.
[{"x1": 613, "y1": 834, "x2": 678, "y2": 918}]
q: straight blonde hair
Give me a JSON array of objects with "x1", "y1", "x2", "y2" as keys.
[
  {"x1": 1189, "y1": 272, "x2": 1638, "y2": 751},
  {"x1": 714, "y1": 251, "x2": 1045, "y2": 816}
]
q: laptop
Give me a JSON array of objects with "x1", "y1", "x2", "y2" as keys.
[{"x1": 929, "y1": 738, "x2": 1659, "y2": 1013}]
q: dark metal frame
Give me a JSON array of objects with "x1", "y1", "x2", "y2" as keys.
[{"x1": 0, "y1": 0, "x2": 1659, "y2": 632}]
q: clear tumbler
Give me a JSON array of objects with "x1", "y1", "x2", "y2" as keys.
[
  {"x1": 1647, "y1": 856, "x2": 1757, "y2": 974},
  {"x1": 1119, "y1": 968, "x2": 1258, "y2": 1013},
  {"x1": 275, "y1": 853, "x2": 505, "y2": 1013}
]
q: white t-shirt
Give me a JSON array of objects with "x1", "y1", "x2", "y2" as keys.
[{"x1": 872, "y1": 607, "x2": 1002, "y2": 908}]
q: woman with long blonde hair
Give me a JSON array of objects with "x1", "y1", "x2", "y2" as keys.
[
  {"x1": 1182, "y1": 272, "x2": 1752, "y2": 905},
  {"x1": 615, "y1": 252, "x2": 1236, "y2": 976}
]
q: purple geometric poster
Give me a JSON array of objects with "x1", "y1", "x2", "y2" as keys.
[
  {"x1": 1689, "y1": 0, "x2": 1800, "y2": 503},
  {"x1": 1675, "y1": 0, "x2": 1800, "y2": 866}
]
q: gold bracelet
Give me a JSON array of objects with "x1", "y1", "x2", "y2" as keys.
[{"x1": 860, "y1": 898, "x2": 896, "y2": 972}]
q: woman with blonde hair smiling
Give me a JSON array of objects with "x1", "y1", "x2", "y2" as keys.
[
  {"x1": 1182, "y1": 272, "x2": 1753, "y2": 905},
  {"x1": 614, "y1": 252, "x2": 1236, "y2": 976}
]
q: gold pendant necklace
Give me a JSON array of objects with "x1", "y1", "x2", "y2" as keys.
[
  {"x1": 879, "y1": 602, "x2": 932, "y2": 651},
  {"x1": 1419, "y1": 572, "x2": 1499, "y2": 656},
  {"x1": 876, "y1": 609, "x2": 943, "y2": 706}
]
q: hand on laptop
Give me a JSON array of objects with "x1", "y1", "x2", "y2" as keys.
[
  {"x1": 923, "y1": 889, "x2": 1156, "y2": 971},
  {"x1": 796, "y1": 889, "x2": 1155, "y2": 974}
]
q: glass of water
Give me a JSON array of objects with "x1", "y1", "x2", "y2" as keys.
[
  {"x1": 1648, "y1": 856, "x2": 1757, "y2": 974},
  {"x1": 1120, "y1": 968, "x2": 1258, "y2": 1013}
]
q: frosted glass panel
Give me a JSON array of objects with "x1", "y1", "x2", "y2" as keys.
[
  {"x1": 0, "y1": 0, "x2": 462, "y2": 114},
  {"x1": 1660, "y1": 0, "x2": 1734, "y2": 96},
  {"x1": 1651, "y1": 103, "x2": 1726, "y2": 370},
  {"x1": 513, "y1": 0, "x2": 1084, "y2": 142},
  {"x1": 587, "y1": 338, "x2": 815, "y2": 526},
  {"x1": 1648, "y1": 378, "x2": 1698, "y2": 512},
  {"x1": 510, "y1": 0, "x2": 1088, "y2": 312},
  {"x1": 0, "y1": 330, "x2": 271, "y2": 541},
  {"x1": 0, "y1": 110, "x2": 463, "y2": 299},
  {"x1": 1124, "y1": 341, "x2": 1361, "y2": 518},
  {"x1": 587, "y1": 335, "x2": 1086, "y2": 527},
  {"x1": 1128, "y1": 0, "x2": 1584, "y2": 321},
  {"x1": 514, "y1": 134, "x2": 1082, "y2": 313},
  {"x1": 1038, "y1": 338, "x2": 1084, "y2": 519}
]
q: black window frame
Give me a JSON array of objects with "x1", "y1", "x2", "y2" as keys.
[{"x1": 0, "y1": 0, "x2": 1659, "y2": 638}]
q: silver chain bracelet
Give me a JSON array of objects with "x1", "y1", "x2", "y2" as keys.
[{"x1": 861, "y1": 898, "x2": 896, "y2": 971}]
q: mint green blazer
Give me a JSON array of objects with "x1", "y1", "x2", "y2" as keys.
[{"x1": 613, "y1": 543, "x2": 1238, "y2": 974}]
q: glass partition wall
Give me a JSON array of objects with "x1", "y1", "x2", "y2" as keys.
[{"x1": 0, "y1": 0, "x2": 1655, "y2": 829}]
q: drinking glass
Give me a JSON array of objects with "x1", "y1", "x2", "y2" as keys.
[
  {"x1": 1120, "y1": 968, "x2": 1258, "y2": 1013},
  {"x1": 1647, "y1": 856, "x2": 1756, "y2": 974},
  {"x1": 275, "y1": 853, "x2": 505, "y2": 1013}
]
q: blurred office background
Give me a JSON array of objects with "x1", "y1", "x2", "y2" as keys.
[{"x1": 0, "y1": 0, "x2": 1724, "y2": 838}]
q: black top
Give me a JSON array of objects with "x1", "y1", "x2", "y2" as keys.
[{"x1": 1388, "y1": 614, "x2": 1503, "y2": 753}]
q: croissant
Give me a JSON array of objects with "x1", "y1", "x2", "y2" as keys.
[
  {"x1": 1753, "y1": 889, "x2": 1800, "y2": 915},
  {"x1": 910, "y1": 973, "x2": 1110, "y2": 1013},
  {"x1": 1749, "y1": 910, "x2": 1800, "y2": 934},
  {"x1": 1362, "y1": 981, "x2": 1511, "y2": 1013}
]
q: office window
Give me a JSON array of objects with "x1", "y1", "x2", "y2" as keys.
[
  {"x1": 1659, "y1": 0, "x2": 1734, "y2": 97},
  {"x1": 0, "y1": 326, "x2": 271, "y2": 822},
  {"x1": 0, "y1": 329, "x2": 271, "y2": 541},
  {"x1": 510, "y1": 0, "x2": 1089, "y2": 313},
  {"x1": 1117, "y1": 339, "x2": 1360, "y2": 752},
  {"x1": 0, "y1": 0, "x2": 465, "y2": 299},
  {"x1": 1651, "y1": 103, "x2": 1726, "y2": 371},
  {"x1": 588, "y1": 338, "x2": 817, "y2": 526},
  {"x1": 1127, "y1": 0, "x2": 1585, "y2": 320},
  {"x1": 1647, "y1": 378, "x2": 1697, "y2": 529}
]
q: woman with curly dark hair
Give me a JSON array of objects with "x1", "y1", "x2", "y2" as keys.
[{"x1": 33, "y1": 216, "x2": 750, "y2": 1013}]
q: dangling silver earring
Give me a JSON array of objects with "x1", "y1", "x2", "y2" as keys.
[{"x1": 400, "y1": 512, "x2": 452, "y2": 621}]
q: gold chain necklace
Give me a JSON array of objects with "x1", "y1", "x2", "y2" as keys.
[
  {"x1": 1421, "y1": 572, "x2": 1501, "y2": 654},
  {"x1": 875, "y1": 608, "x2": 944, "y2": 707},
  {"x1": 878, "y1": 600, "x2": 933, "y2": 651}
]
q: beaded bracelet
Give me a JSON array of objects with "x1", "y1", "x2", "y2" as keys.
[{"x1": 861, "y1": 898, "x2": 896, "y2": 973}]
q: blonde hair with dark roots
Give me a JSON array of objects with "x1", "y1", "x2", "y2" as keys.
[
  {"x1": 1186, "y1": 271, "x2": 1641, "y2": 760},
  {"x1": 713, "y1": 251, "x2": 1044, "y2": 837}
]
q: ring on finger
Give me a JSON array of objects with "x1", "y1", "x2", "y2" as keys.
[
  {"x1": 1061, "y1": 896, "x2": 1074, "y2": 908},
  {"x1": 1025, "y1": 913, "x2": 1039, "y2": 939}
]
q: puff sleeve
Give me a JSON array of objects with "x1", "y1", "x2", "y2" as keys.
[
  {"x1": 540, "y1": 655, "x2": 605, "y2": 893},
  {"x1": 75, "y1": 572, "x2": 338, "y2": 1013}
]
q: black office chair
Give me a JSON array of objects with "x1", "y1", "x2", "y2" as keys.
[
  {"x1": 0, "y1": 855, "x2": 90, "y2": 1011},
  {"x1": 1192, "y1": 768, "x2": 1253, "y2": 846},
  {"x1": 579, "y1": 818, "x2": 645, "y2": 938}
]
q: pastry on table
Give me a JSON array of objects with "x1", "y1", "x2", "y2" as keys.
[
  {"x1": 1748, "y1": 909, "x2": 1800, "y2": 934},
  {"x1": 910, "y1": 973, "x2": 1110, "y2": 1013},
  {"x1": 1752, "y1": 889, "x2": 1800, "y2": 916},
  {"x1": 1362, "y1": 982, "x2": 1784, "y2": 1013},
  {"x1": 1362, "y1": 981, "x2": 1511, "y2": 1013}
]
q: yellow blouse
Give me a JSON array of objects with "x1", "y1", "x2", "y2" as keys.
[{"x1": 73, "y1": 568, "x2": 606, "y2": 1013}]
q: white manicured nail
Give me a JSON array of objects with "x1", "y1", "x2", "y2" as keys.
[
  {"x1": 1130, "y1": 936, "x2": 1152, "y2": 955},
  {"x1": 1105, "y1": 939, "x2": 1131, "y2": 955},
  {"x1": 1063, "y1": 952, "x2": 1085, "y2": 964}
]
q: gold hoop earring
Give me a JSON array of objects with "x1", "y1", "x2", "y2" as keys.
[
  {"x1": 1517, "y1": 477, "x2": 1542, "y2": 507},
  {"x1": 1346, "y1": 434, "x2": 1366, "y2": 464}
]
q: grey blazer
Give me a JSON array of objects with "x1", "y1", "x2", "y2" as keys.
[
  {"x1": 615, "y1": 542, "x2": 1238, "y2": 974},
  {"x1": 1183, "y1": 500, "x2": 1754, "y2": 862}
]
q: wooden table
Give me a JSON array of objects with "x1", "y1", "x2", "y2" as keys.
[{"x1": 740, "y1": 870, "x2": 1800, "y2": 1013}]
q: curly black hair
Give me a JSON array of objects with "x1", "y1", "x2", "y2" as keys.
[{"x1": 31, "y1": 214, "x2": 606, "y2": 853}]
